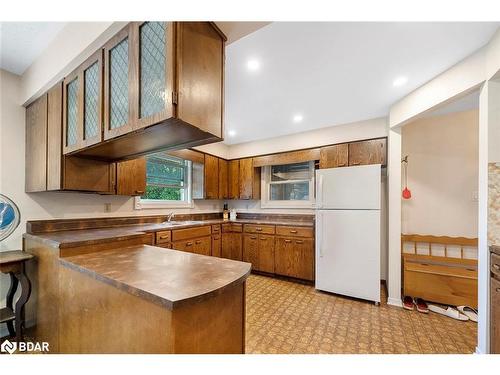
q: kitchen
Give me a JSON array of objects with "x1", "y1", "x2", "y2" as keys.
[{"x1": 0, "y1": 4, "x2": 499, "y2": 369}]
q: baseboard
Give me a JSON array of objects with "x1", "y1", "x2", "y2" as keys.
[{"x1": 387, "y1": 297, "x2": 403, "y2": 307}]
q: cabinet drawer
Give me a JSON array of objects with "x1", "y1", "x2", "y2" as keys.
[
  {"x1": 172, "y1": 226, "x2": 211, "y2": 241},
  {"x1": 492, "y1": 253, "x2": 500, "y2": 278},
  {"x1": 244, "y1": 224, "x2": 275, "y2": 234},
  {"x1": 211, "y1": 224, "x2": 221, "y2": 234},
  {"x1": 276, "y1": 226, "x2": 313, "y2": 238},
  {"x1": 222, "y1": 223, "x2": 243, "y2": 233},
  {"x1": 155, "y1": 230, "x2": 172, "y2": 244}
]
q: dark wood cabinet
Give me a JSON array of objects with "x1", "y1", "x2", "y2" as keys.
[
  {"x1": 212, "y1": 234, "x2": 221, "y2": 257},
  {"x1": 239, "y1": 158, "x2": 260, "y2": 200},
  {"x1": 116, "y1": 158, "x2": 146, "y2": 196},
  {"x1": 63, "y1": 50, "x2": 104, "y2": 154},
  {"x1": 228, "y1": 160, "x2": 240, "y2": 199},
  {"x1": 258, "y1": 235, "x2": 275, "y2": 274},
  {"x1": 75, "y1": 21, "x2": 225, "y2": 161},
  {"x1": 25, "y1": 94, "x2": 48, "y2": 192},
  {"x1": 319, "y1": 144, "x2": 348, "y2": 169},
  {"x1": 221, "y1": 224, "x2": 243, "y2": 261},
  {"x1": 275, "y1": 237, "x2": 314, "y2": 281},
  {"x1": 243, "y1": 234, "x2": 259, "y2": 268},
  {"x1": 47, "y1": 83, "x2": 63, "y2": 190},
  {"x1": 218, "y1": 158, "x2": 228, "y2": 199},
  {"x1": 173, "y1": 236, "x2": 211, "y2": 256},
  {"x1": 204, "y1": 154, "x2": 219, "y2": 199},
  {"x1": 348, "y1": 138, "x2": 387, "y2": 167}
]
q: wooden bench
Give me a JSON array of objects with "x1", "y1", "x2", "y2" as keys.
[{"x1": 401, "y1": 234, "x2": 478, "y2": 308}]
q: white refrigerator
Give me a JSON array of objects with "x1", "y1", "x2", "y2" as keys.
[{"x1": 315, "y1": 164, "x2": 381, "y2": 303}]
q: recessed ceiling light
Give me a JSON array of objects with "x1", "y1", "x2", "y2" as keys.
[
  {"x1": 228, "y1": 130, "x2": 236, "y2": 137},
  {"x1": 247, "y1": 59, "x2": 260, "y2": 71},
  {"x1": 292, "y1": 114, "x2": 303, "y2": 123},
  {"x1": 393, "y1": 76, "x2": 408, "y2": 87}
]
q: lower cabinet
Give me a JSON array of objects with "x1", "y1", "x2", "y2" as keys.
[
  {"x1": 275, "y1": 237, "x2": 314, "y2": 281},
  {"x1": 173, "y1": 236, "x2": 211, "y2": 256},
  {"x1": 222, "y1": 232, "x2": 242, "y2": 261},
  {"x1": 212, "y1": 234, "x2": 221, "y2": 257},
  {"x1": 243, "y1": 234, "x2": 275, "y2": 273}
]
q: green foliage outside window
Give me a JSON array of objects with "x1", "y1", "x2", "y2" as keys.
[{"x1": 141, "y1": 154, "x2": 188, "y2": 201}]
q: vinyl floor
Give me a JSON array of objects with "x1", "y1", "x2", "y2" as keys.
[{"x1": 245, "y1": 274, "x2": 477, "y2": 354}]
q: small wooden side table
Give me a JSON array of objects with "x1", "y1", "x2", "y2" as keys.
[{"x1": 0, "y1": 250, "x2": 34, "y2": 342}]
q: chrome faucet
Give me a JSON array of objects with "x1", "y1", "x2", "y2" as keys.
[{"x1": 167, "y1": 212, "x2": 175, "y2": 222}]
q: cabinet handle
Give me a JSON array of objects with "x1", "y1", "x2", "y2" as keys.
[
  {"x1": 351, "y1": 162, "x2": 361, "y2": 166},
  {"x1": 186, "y1": 242, "x2": 193, "y2": 246},
  {"x1": 290, "y1": 230, "x2": 298, "y2": 234},
  {"x1": 284, "y1": 239, "x2": 292, "y2": 243},
  {"x1": 135, "y1": 190, "x2": 144, "y2": 194},
  {"x1": 159, "y1": 235, "x2": 170, "y2": 240},
  {"x1": 213, "y1": 236, "x2": 220, "y2": 240},
  {"x1": 493, "y1": 264, "x2": 500, "y2": 270},
  {"x1": 296, "y1": 240, "x2": 304, "y2": 244},
  {"x1": 496, "y1": 288, "x2": 500, "y2": 293},
  {"x1": 338, "y1": 163, "x2": 346, "y2": 167},
  {"x1": 256, "y1": 228, "x2": 262, "y2": 231},
  {"x1": 250, "y1": 236, "x2": 257, "y2": 240},
  {"x1": 260, "y1": 237, "x2": 267, "y2": 241},
  {"x1": 195, "y1": 240, "x2": 202, "y2": 244}
]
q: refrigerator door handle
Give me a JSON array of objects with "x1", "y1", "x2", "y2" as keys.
[
  {"x1": 318, "y1": 211, "x2": 323, "y2": 258},
  {"x1": 316, "y1": 174, "x2": 324, "y2": 209}
]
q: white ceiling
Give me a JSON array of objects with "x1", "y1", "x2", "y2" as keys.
[
  {"x1": 224, "y1": 22, "x2": 499, "y2": 144},
  {"x1": 0, "y1": 22, "x2": 66, "y2": 75}
]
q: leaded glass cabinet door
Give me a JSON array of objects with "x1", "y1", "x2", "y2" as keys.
[
  {"x1": 63, "y1": 50, "x2": 103, "y2": 154},
  {"x1": 103, "y1": 25, "x2": 134, "y2": 140},
  {"x1": 134, "y1": 21, "x2": 174, "y2": 130},
  {"x1": 80, "y1": 50, "x2": 103, "y2": 148}
]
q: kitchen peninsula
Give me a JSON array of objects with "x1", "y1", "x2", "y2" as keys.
[{"x1": 23, "y1": 213, "x2": 314, "y2": 353}]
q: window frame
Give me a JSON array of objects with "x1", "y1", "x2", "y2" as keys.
[
  {"x1": 134, "y1": 155, "x2": 194, "y2": 210},
  {"x1": 260, "y1": 161, "x2": 316, "y2": 209}
]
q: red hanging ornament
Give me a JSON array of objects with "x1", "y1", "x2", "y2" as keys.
[{"x1": 402, "y1": 156, "x2": 412, "y2": 200}]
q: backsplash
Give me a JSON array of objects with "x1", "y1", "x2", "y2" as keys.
[{"x1": 489, "y1": 163, "x2": 500, "y2": 245}]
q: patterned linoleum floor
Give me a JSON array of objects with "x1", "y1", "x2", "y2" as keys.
[{"x1": 245, "y1": 274, "x2": 477, "y2": 354}]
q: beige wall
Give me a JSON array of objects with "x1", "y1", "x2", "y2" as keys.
[{"x1": 401, "y1": 109, "x2": 479, "y2": 238}]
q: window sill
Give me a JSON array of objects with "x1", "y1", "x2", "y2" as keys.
[
  {"x1": 134, "y1": 197, "x2": 194, "y2": 210},
  {"x1": 260, "y1": 201, "x2": 315, "y2": 209}
]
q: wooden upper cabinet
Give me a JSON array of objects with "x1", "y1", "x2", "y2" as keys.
[
  {"x1": 239, "y1": 158, "x2": 260, "y2": 200},
  {"x1": 26, "y1": 94, "x2": 48, "y2": 192},
  {"x1": 320, "y1": 144, "x2": 348, "y2": 169},
  {"x1": 47, "y1": 83, "x2": 63, "y2": 190},
  {"x1": 103, "y1": 25, "x2": 134, "y2": 140},
  {"x1": 348, "y1": 138, "x2": 387, "y2": 167},
  {"x1": 116, "y1": 158, "x2": 146, "y2": 196},
  {"x1": 176, "y1": 22, "x2": 224, "y2": 138},
  {"x1": 218, "y1": 158, "x2": 228, "y2": 199},
  {"x1": 204, "y1": 154, "x2": 219, "y2": 199},
  {"x1": 228, "y1": 160, "x2": 240, "y2": 199},
  {"x1": 63, "y1": 50, "x2": 103, "y2": 154}
]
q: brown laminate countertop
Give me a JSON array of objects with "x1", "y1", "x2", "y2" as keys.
[
  {"x1": 59, "y1": 245, "x2": 251, "y2": 310},
  {"x1": 24, "y1": 218, "x2": 314, "y2": 248}
]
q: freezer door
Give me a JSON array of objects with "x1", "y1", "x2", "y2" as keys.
[
  {"x1": 315, "y1": 164, "x2": 381, "y2": 210},
  {"x1": 315, "y1": 209, "x2": 381, "y2": 303}
]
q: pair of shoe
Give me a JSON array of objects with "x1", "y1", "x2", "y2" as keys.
[
  {"x1": 428, "y1": 305, "x2": 478, "y2": 322},
  {"x1": 403, "y1": 296, "x2": 429, "y2": 313}
]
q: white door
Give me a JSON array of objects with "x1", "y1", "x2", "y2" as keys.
[
  {"x1": 316, "y1": 164, "x2": 381, "y2": 210},
  {"x1": 315, "y1": 209, "x2": 381, "y2": 303}
]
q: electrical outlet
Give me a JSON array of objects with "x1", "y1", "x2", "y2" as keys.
[{"x1": 104, "y1": 203, "x2": 112, "y2": 212}]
